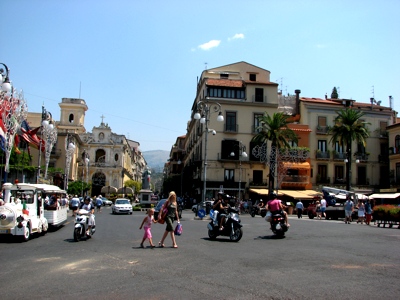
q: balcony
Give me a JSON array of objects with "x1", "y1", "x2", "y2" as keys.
[
  {"x1": 278, "y1": 147, "x2": 310, "y2": 162},
  {"x1": 354, "y1": 153, "x2": 369, "y2": 161},
  {"x1": 50, "y1": 148, "x2": 62, "y2": 158},
  {"x1": 280, "y1": 175, "x2": 309, "y2": 188},
  {"x1": 316, "y1": 125, "x2": 331, "y2": 135},
  {"x1": 378, "y1": 154, "x2": 389, "y2": 163},
  {"x1": 316, "y1": 176, "x2": 331, "y2": 184},
  {"x1": 316, "y1": 150, "x2": 330, "y2": 160},
  {"x1": 333, "y1": 152, "x2": 346, "y2": 160},
  {"x1": 249, "y1": 178, "x2": 268, "y2": 188},
  {"x1": 224, "y1": 123, "x2": 238, "y2": 133}
]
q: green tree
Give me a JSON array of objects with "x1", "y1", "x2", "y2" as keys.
[
  {"x1": 124, "y1": 179, "x2": 141, "y2": 194},
  {"x1": 67, "y1": 180, "x2": 91, "y2": 197},
  {"x1": 329, "y1": 108, "x2": 370, "y2": 190},
  {"x1": 331, "y1": 87, "x2": 339, "y2": 99},
  {"x1": 251, "y1": 112, "x2": 298, "y2": 196}
]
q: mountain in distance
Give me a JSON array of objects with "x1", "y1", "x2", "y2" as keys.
[{"x1": 143, "y1": 150, "x2": 169, "y2": 172}]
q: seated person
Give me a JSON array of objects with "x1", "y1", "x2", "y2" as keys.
[
  {"x1": 266, "y1": 192, "x2": 289, "y2": 227},
  {"x1": 218, "y1": 196, "x2": 231, "y2": 231},
  {"x1": 80, "y1": 197, "x2": 95, "y2": 234},
  {"x1": 47, "y1": 196, "x2": 59, "y2": 210},
  {"x1": 212, "y1": 193, "x2": 224, "y2": 226},
  {"x1": 257, "y1": 199, "x2": 265, "y2": 214}
]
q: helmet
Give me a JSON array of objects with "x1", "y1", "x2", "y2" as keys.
[{"x1": 269, "y1": 192, "x2": 277, "y2": 199}]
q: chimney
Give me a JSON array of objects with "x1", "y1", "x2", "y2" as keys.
[{"x1": 295, "y1": 89, "x2": 301, "y2": 115}]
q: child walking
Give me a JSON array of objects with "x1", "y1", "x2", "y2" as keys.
[{"x1": 139, "y1": 208, "x2": 157, "y2": 248}]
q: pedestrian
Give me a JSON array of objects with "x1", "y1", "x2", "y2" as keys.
[
  {"x1": 320, "y1": 197, "x2": 327, "y2": 219},
  {"x1": 344, "y1": 195, "x2": 354, "y2": 224},
  {"x1": 159, "y1": 191, "x2": 180, "y2": 248},
  {"x1": 316, "y1": 200, "x2": 322, "y2": 219},
  {"x1": 357, "y1": 200, "x2": 365, "y2": 224},
  {"x1": 296, "y1": 199, "x2": 304, "y2": 218},
  {"x1": 70, "y1": 195, "x2": 80, "y2": 216},
  {"x1": 139, "y1": 208, "x2": 157, "y2": 248},
  {"x1": 364, "y1": 199, "x2": 372, "y2": 225},
  {"x1": 95, "y1": 195, "x2": 103, "y2": 213}
]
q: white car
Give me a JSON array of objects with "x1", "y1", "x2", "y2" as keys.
[
  {"x1": 192, "y1": 200, "x2": 214, "y2": 213},
  {"x1": 112, "y1": 198, "x2": 132, "y2": 215}
]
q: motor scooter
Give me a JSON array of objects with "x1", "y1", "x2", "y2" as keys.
[
  {"x1": 73, "y1": 209, "x2": 96, "y2": 242},
  {"x1": 270, "y1": 212, "x2": 288, "y2": 237},
  {"x1": 207, "y1": 207, "x2": 243, "y2": 242}
]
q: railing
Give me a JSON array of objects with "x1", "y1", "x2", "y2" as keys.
[
  {"x1": 249, "y1": 179, "x2": 268, "y2": 187},
  {"x1": 354, "y1": 153, "x2": 369, "y2": 161},
  {"x1": 333, "y1": 152, "x2": 346, "y2": 160},
  {"x1": 316, "y1": 151, "x2": 330, "y2": 159},
  {"x1": 316, "y1": 126, "x2": 330, "y2": 134},
  {"x1": 224, "y1": 123, "x2": 238, "y2": 133},
  {"x1": 281, "y1": 175, "x2": 309, "y2": 184}
]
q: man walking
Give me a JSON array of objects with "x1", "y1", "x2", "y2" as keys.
[
  {"x1": 344, "y1": 195, "x2": 354, "y2": 224},
  {"x1": 296, "y1": 199, "x2": 304, "y2": 218},
  {"x1": 320, "y1": 197, "x2": 327, "y2": 219}
]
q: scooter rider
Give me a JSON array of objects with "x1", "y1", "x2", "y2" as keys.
[
  {"x1": 212, "y1": 192, "x2": 224, "y2": 227},
  {"x1": 217, "y1": 195, "x2": 231, "y2": 231},
  {"x1": 265, "y1": 192, "x2": 290, "y2": 227},
  {"x1": 257, "y1": 199, "x2": 265, "y2": 214},
  {"x1": 80, "y1": 196, "x2": 95, "y2": 234}
]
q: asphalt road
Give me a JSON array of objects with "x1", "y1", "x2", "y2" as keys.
[{"x1": 1, "y1": 207, "x2": 399, "y2": 300}]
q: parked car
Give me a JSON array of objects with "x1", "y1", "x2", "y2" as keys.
[
  {"x1": 154, "y1": 199, "x2": 182, "y2": 220},
  {"x1": 102, "y1": 198, "x2": 113, "y2": 206},
  {"x1": 112, "y1": 198, "x2": 132, "y2": 214}
]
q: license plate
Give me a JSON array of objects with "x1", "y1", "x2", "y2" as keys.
[{"x1": 0, "y1": 229, "x2": 10, "y2": 234}]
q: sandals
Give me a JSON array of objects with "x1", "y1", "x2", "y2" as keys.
[
  {"x1": 140, "y1": 243, "x2": 144, "y2": 248},
  {"x1": 172, "y1": 245, "x2": 178, "y2": 248},
  {"x1": 158, "y1": 242, "x2": 165, "y2": 248}
]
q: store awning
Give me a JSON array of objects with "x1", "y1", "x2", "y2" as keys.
[
  {"x1": 249, "y1": 188, "x2": 270, "y2": 195},
  {"x1": 369, "y1": 193, "x2": 400, "y2": 199},
  {"x1": 278, "y1": 189, "x2": 321, "y2": 199},
  {"x1": 280, "y1": 162, "x2": 310, "y2": 169}
]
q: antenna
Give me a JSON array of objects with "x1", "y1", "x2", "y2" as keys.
[
  {"x1": 204, "y1": 62, "x2": 208, "y2": 70},
  {"x1": 79, "y1": 81, "x2": 81, "y2": 99},
  {"x1": 276, "y1": 77, "x2": 283, "y2": 93}
]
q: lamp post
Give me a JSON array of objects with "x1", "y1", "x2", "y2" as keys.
[
  {"x1": 84, "y1": 153, "x2": 90, "y2": 184},
  {"x1": 193, "y1": 99, "x2": 224, "y2": 206},
  {"x1": 344, "y1": 145, "x2": 360, "y2": 191},
  {"x1": 42, "y1": 111, "x2": 58, "y2": 180},
  {"x1": 230, "y1": 141, "x2": 248, "y2": 200},
  {"x1": 64, "y1": 134, "x2": 76, "y2": 190},
  {"x1": 0, "y1": 63, "x2": 27, "y2": 183}
]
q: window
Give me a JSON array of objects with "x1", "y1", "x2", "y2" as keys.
[
  {"x1": 318, "y1": 116, "x2": 327, "y2": 127},
  {"x1": 252, "y1": 170, "x2": 263, "y2": 184},
  {"x1": 334, "y1": 142, "x2": 344, "y2": 153},
  {"x1": 114, "y1": 153, "x2": 119, "y2": 161},
  {"x1": 69, "y1": 113, "x2": 74, "y2": 123},
  {"x1": 220, "y1": 73, "x2": 229, "y2": 79},
  {"x1": 249, "y1": 74, "x2": 256, "y2": 81},
  {"x1": 335, "y1": 165, "x2": 344, "y2": 182},
  {"x1": 317, "y1": 140, "x2": 327, "y2": 152},
  {"x1": 207, "y1": 87, "x2": 244, "y2": 99},
  {"x1": 396, "y1": 163, "x2": 400, "y2": 183},
  {"x1": 395, "y1": 135, "x2": 400, "y2": 149},
  {"x1": 221, "y1": 140, "x2": 237, "y2": 159},
  {"x1": 225, "y1": 169, "x2": 234, "y2": 181},
  {"x1": 253, "y1": 113, "x2": 263, "y2": 133},
  {"x1": 288, "y1": 140, "x2": 298, "y2": 147},
  {"x1": 255, "y1": 88, "x2": 264, "y2": 102},
  {"x1": 225, "y1": 112, "x2": 237, "y2": 132},
  {"x1": 317, "y1": 165, "x2": 327, "y2": 180},
  {"x1": 356, "y1": 143, "x2": 366, "y2": 154}
]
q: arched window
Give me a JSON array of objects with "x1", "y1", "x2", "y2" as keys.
[
  {"x1": 115, "y1": 153, "x2": 119, "y2": 161},
  {"x1": 95, "y1": 149, "x2": 106, "y2": 166},
  {"x1": 69, "y1": 113, "x2": 74, "y2": 123}
]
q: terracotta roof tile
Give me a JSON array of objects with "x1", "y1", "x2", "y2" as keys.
[{"x1": 206, "y1": 79, "x2": 244, "y2": 88}]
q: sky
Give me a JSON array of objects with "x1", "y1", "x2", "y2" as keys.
[{"x1": 1, "y1": 0, "x2": 399, "y2": 152}]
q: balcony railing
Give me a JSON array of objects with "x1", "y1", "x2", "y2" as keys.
[
  {"x1": 224, "y1": 124, "x2": 238, "y2": 133},
  {"x1": 278, "y1": 148, "x2": 310, "y2": 162},
  {"x1": 280, "y1": 175, "x2": 309, "y2": 185},
  {"x1": 316, "y1": 126, "x2": 331, "y2": 134},
  {"x1": 333, "y1": 152, "x2": 346, "y2": 160},
  {"x1": 316, "y1": 151, "x2": 330, "y2": 160},
  {"x1": 249, "y1": 178, "x2": 268, "y2": 187},
  {"x1": 354, "y1": 153, "x2": 369, "y2": 161}
]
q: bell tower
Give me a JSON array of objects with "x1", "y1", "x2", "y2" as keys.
[{"x1": 58, "y1": 98, "x2": 88, "y2": 133}]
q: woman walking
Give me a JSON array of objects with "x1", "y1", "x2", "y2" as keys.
[{"x1": 159, "y1": 191, "x2": 180, "y2": 248}]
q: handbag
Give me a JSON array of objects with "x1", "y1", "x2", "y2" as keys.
[
  {"x1": 158, "y1": 203, "x2": 169, "y2": 224},
  {"x1": 174, "y1": 222, "x2": 182, "y2": 236}
]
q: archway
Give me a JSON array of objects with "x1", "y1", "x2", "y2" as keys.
[{"x1": 92, "y1": 171, "x2": 106, "y2": 197}]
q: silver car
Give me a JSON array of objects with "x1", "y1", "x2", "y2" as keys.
[{"x1": 112, "y1": 198, "x2": 132, "y2": 215}]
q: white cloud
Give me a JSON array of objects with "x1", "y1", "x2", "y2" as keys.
[
  {"x1": 198, "y1": 40, "x2": 221, "y2": 51},
  {"x1": 228, "y1": 33, "x2": 245, "y2": 41},
  {"x1": 316, "y1": 44, "x2": 327, "y2": 49}
]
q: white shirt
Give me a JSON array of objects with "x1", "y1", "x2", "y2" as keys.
[{"x1": 320, "y1": 199, "x2": 327, "y2": 208}]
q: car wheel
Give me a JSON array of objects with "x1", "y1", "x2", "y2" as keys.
[
  {"x1": 21, "y1": 224, "x2": 30, "y2": 242},
  {"x1": 230, "y1": 227, "x2": 243, "y2": 242},
  {"x1": 308, "y1": 212, "x2": 314, "y2": 219}
]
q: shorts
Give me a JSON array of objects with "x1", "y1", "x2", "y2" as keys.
[
  {"x1": 345, "y1": 210, "x2": 352, "y2": 218},
  {"x1": 72, "y1": 206, "x2": 78, "y2": 211},
  {"x1": 96, "y1": 205, "x2": 102, "y2": 209},
  {"x1": 320, "y1": 207, "x2": 326, "y2": 212}
]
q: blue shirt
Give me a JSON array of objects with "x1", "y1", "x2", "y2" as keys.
[{"x1": 344, "y1": 200, "x2": 354, "y2": 211}]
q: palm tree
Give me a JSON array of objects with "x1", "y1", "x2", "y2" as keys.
[
  {"x1": 251, "y1": 112, "x2": 298, "y2": 196},
  {"x1": 329, "y1": 108, "x2": 370, "y2": 191}
]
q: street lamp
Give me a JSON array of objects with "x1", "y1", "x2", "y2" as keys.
[
  {"x1": 42, "y1": 112, "x2": 58, "y2": 180},
  {"x1": 64, "y1": 134, "x2": 76, "y2": 190},
  {"x1": 193, "y1": 99, "x2": 224, "y2": 206},
  {"x1": 344, "y1": 149, "x2": 360, "y2": 191},
  {"x1": 84, "y1": 152, "x2": 90, "y2": 184},
  {"x1": 230, "y1": 141, "x2": 248, "y2": 200},
  {"x1": 0, "y1": 63, "x2": 27, "y2": 182}
]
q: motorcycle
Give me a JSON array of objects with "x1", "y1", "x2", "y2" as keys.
[
  {"x1": 250, "y1": 205, "x2": 267, "y2": 218},
  {"x1": 73, "y1": 209, "x2": 96, "y2": 242},
  {"x1": 207, "y1": 207, "x2": 243, "y2": 242},
  {"x1": 270, "y1": 212, "x2": 288, "y2": 237}
]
